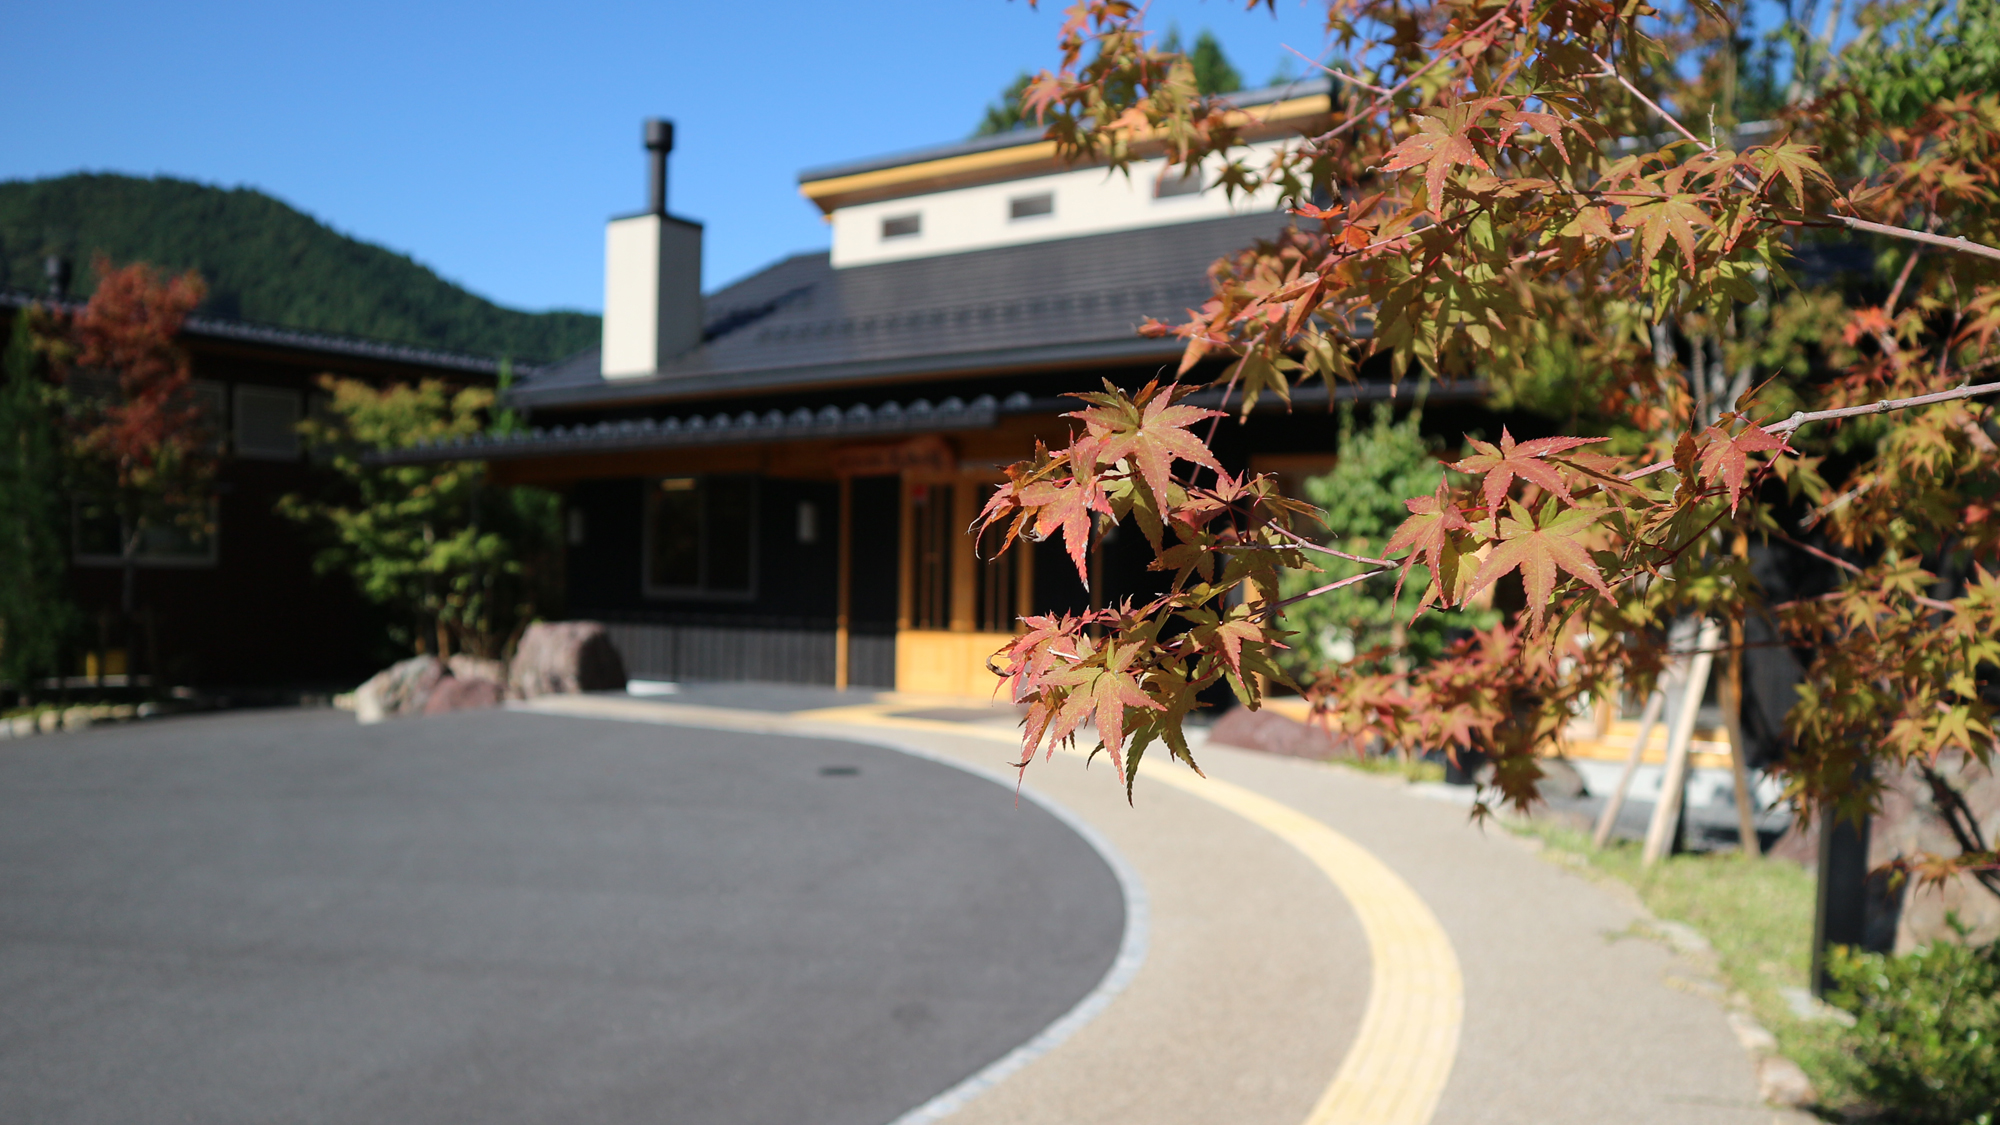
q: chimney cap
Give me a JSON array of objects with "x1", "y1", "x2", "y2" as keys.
[{"x1": 645, "y1": 118, "x2": 674, "y2": 152}]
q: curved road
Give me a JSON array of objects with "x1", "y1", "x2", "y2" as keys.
[{"x1": 0, "y1": 709, "x2": 1124, "y2": 1125}]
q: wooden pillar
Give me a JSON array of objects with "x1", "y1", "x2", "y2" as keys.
[
  {"x1": 835, "y1": 475, "x2": 853, "y2": 690},
  {"x1": 949, "y1": 478, "x2": 977, "y2": 632},
  {"x1": 1014, "y1": 538, "x2": 1034, "y2": 628},
  {"x1": 896, "y1": 477, "x2": 913, "y2": 632}
]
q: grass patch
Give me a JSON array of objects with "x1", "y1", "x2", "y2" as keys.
[{"x1": 1508, "y1": 820, "x2": 1853, "y2": 1100}]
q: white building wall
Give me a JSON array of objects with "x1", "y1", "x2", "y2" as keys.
[
  {"x1": 828, "y1": 140, "x2": 1298, "y2": 269},
  {"x1": 602, "y1": 213, "x2": 703, "y2": 379}
]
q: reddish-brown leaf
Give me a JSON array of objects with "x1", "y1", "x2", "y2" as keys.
[
  {"x1": 1384, "y1": 479, "x2": 1475, "y2": 604},
  {"x1": 1463, "y1": 502, "x2": 1611, "y2": 633},
  {"x1": 1451, "y1": 427, "x2": 1609, "y2": 523},
  {"x1": 1696, "y1": 423, "x2": 1792, "y2": 512}
]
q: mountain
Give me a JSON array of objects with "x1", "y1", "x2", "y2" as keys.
[{"x1": 0, "y1": 173, "x2": 599, "y2": 363}]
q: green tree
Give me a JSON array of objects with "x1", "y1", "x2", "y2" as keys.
[
  {"x1": 0, "y1": 307, "x2": 78, "y2": 698},
  {"x1": 0, "y1": 175, "x2": 599, "y2": 363},
  {"x1": 1279, "y1": 401, "x2": 1497, "y2": 675},
  {"x1": 1159, "y1": 27, "x2": 1243, "y2": 95},
  {"x1": 1835, "y1": 0, "x2": 2000, "y2": 124},
  {"x1": 974, "y1": 72, "x2": 1037, "y2": 136},
  {"x1": 973, "y1": 29, "x2": 1241, "y2": 137},
  {"x1": 279, "y1": 376, "x2": 561, "y2": 658}
]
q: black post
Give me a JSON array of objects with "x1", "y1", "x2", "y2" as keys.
[
  {"x1": 1810, "y1": 765, "x2": 1872, "y2": 998},
  {"x1": 644, "y1": 118, "x2": 673, "y2": 215}
]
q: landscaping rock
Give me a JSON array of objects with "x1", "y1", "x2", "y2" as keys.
[
  {"x1": 423, "y1": 675, "x2": 503, "y2": 715},
  {"x1": 353, "y1": 655, "x2": 446, "y2": 724},
  {"x1": 1209, "y1": 705, "x2": 1349, "y2": 759},
  {"x1": 447, "y1": 655, "x2": 506, "y2": 685},
  {"x1": 506, "y1": 622, "x2": 627, "y2": 700},
  {"x1": 1756, "y1": 1055, "x2": 1816, "y2": 1108},
  {"x1": 1536, "y1": 755, "x2": 1588, "y2": 799}
]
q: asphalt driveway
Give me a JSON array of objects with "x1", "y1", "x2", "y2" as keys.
[{"x1": 0, "y1": 708, "x2": 1123, "y2": 1125}]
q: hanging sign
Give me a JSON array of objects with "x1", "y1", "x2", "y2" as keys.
[{"x1": 830, "y1": 434, "x2": 956, "y2": 477}]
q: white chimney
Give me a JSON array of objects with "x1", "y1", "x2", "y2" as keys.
[{"x1": 602, "y1": 118, "x2": 702, "y2": 380}]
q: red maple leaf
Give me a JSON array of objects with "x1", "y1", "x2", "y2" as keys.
[
  {"x1": 1464, "y1": 501, "x2": 1612, "y2": 632},
  {"x1": 1384, "y1": 479, "x2": 1474, "y2": 605},
  {"x1": 1381, "y1": 108, "x2": 1493, "y2": 216},
  {"x1": 1076, "y1": 385, "x2": 1224, "y2": 507},
  {"x1": 1451, "y1": 428, "x2": 1609, "y2": 524},
  {"x1": 1696, "y1": 422, "x2": 1792, "y2": 512}
]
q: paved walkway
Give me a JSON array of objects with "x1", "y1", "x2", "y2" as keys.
[
  {"x1": 4, "y1": 690, "x2": 1806, "y2": 1124},
  {"x1": 533, "y1": 686, "x2": 1799, "y2": 1125}
]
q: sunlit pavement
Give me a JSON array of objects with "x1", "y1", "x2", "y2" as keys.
[
  {"x1": 0, "y1": 694, "x2": 1808, "y2": 1124},
  {"x1": 530, "y1": 684, "x2": 1806, "y2": 1125}
]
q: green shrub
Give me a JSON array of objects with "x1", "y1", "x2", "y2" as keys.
[{"x1": 1827, "y1": 924, "x2": 2000, "y2": 1125}]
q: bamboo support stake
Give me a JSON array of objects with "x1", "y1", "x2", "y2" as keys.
[
  {"x1": 1722, "y1": 532, "x2": 1762, "y2": 858},
  {"x1": 1644, "y1": 618, "x2": 1723, "y2": 867},
  {"x1": 1592, "y1": 687, "x2": 1668, "y2": 850}
]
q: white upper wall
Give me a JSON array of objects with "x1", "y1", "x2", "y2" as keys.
[{"x1": 828, "y1": 140, "x2": 1296, "y2": 269}]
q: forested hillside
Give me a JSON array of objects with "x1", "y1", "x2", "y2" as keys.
[{"x1": 0, "y1": 174, "x2": 599, "y2": 362}]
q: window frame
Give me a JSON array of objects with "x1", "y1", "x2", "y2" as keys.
[
  {"x1": 640, "y1": 474, "x2": 760, "y2": 602},
  {"x1": 72, "y1": 497, "x2": 220, "y2": 569},
  {"x1": 232, "y1": 384, "x2": 303, "y2": 461},
  {"x1": 879, "y1": 212, "x2": 922, "y2": 240},
  {"x1": 1008, "y1": 192, "x2": 1055, "y2": 221},
  {"x1": 1153, "y1": 164, "x2": 1205, "y2": 199}
]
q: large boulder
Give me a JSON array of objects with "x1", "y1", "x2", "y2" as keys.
[
  {"x1": 447, "y1": 654, "x2": 506, "y2": 686},
  {"x1": 353, "y1": 655, "x2": 446, "y2": 724},
  {"x1": 1210, "y1": 705, "x2": 1350, "y2": 759},
  {"x1": 423, "y1": 675, "x2": 504, "y2": 715},
  {"x1": 507, "y1": 621, "x2": 628, "y2": 700}
]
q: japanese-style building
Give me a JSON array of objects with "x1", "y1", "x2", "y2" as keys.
[
  {"x1": 383, "y1": 81, "x2": 1486, "y2": 695},
  {"x1": 1, "y1": 290, "x2": 504, "y2": 689}
]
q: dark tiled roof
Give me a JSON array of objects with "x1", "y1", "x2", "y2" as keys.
[
  {"x1": 0, "y1": 290, "x2": 508, "y2": 376},
  {"x1": 511, "y1": 210, "x2": 1294, "y2": 410},
  {"x1": 368, "y1": 392, "x2": 1009, "y2": 465}
]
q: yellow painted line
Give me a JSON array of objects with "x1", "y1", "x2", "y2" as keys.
[
  {"x1": 798, "y1": 710, "x2": 1466, "y2": 1125},
  {"x1": 1144, "y1": 768, "x2": 1463, "y2": 1125},
  {"x1": 521, "y1": 695, "x2": 1464, "y2": 1125}
]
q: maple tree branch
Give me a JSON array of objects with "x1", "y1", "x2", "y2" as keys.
[
  {"x1": 1885, "y1": 246, "x2": 1921, "y2": 318},
  {"x1": 1307, "y1": 5, "x2": 1517, "y2": 147},
  {"x1": 1593, "y1": 57, "x2": 2000, "y2": 266},
  {"x1": 1284, "y1": 44, "x2": 1390, "y2": 96},
  {"x1": 1823, "y1": 215, "x2": 2000, "y2": 265},
  {"x1": 1269, "y1": 523, "x2": 1396, "y2": 566},
  {"x1": 1261, "y1": 566, "x2": 1395, "y2": 619},
  {"x1": 1623, "y1": 378, "x2": 2000, "y2": 481}
]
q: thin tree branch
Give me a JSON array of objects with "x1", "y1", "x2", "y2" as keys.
[
  {"x1": 1623, "y1": 379, "x2": 2000, "y2": 481},
  {"x1": 1284, "y1": 44, "x2": 1390, "y2": 96},
  {"x1": 1594, "y1": 56, "x2": 2000, "y2": 264},
  {"x1": 1260, "y1": 565, "x2": 1395, "y2": 619},
  {"x1": 1268, "y1": 523, "x2": 1396, "y2": 566},
  {"x1": 1827, "y1": 215, "x2": 2000, "y2": 265},
  {"x1": 1306, "y1": 4, "x2": 1519, "y2": 147}
]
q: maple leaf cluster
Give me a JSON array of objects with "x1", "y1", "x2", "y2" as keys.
[
  {"x1": 995, "y1": 0, "x2": 2000, "y2": 884},
  {"x1": 977, "y1": 380, "x2": 1316, "y2": 796},
  {"x1": 56, "y1": 258, "x2": 218, "y2": 558}
]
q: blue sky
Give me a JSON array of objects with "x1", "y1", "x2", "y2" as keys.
[{"x1": 4, "y1": 1, "x2": 1335, "y2": 315}]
